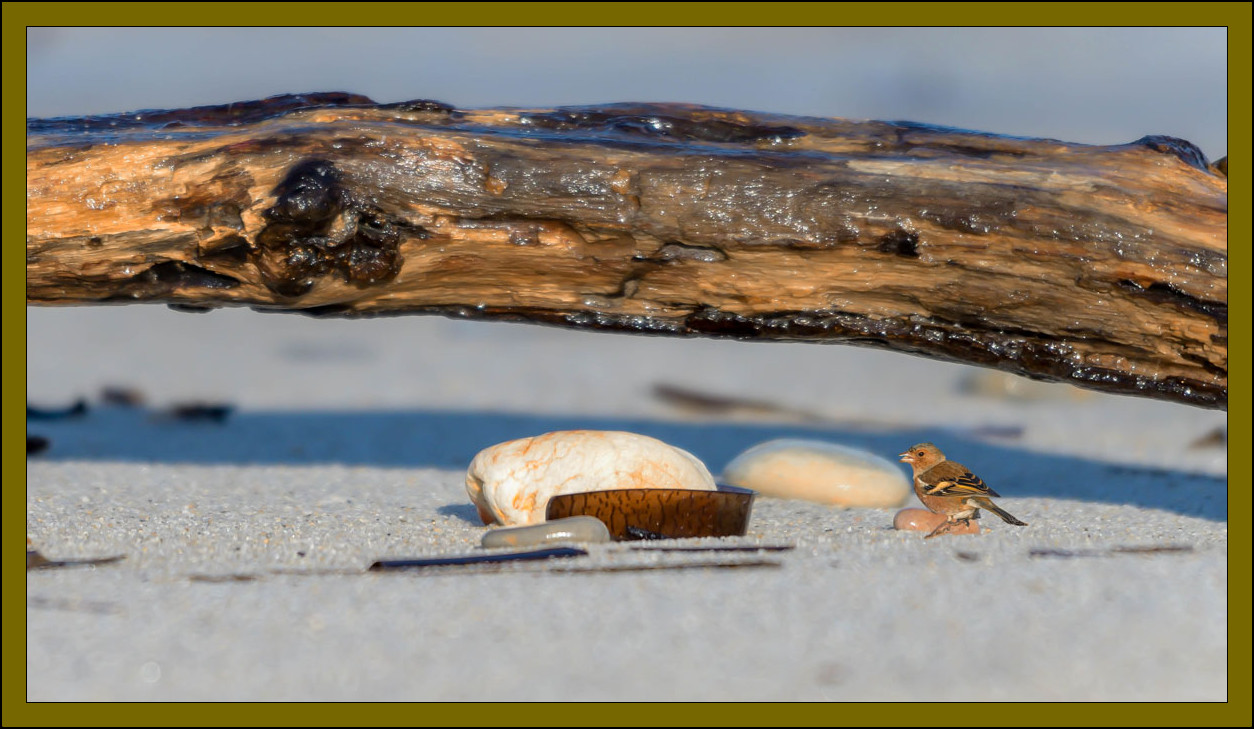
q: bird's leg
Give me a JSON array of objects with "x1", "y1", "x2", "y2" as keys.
[{"x1": 924, "y1": 519, "x2": 955, "y2": 539}]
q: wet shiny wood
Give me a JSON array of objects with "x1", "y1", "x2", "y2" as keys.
[{"x1": 27, "y1": 94, "x2": 1227, "y2": 407}]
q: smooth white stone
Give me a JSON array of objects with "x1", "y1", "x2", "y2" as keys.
[
  {"x1": 481, "y1": 516, "x2": 612, "y2": 548},
  {"x1": 721, "y1": 439, "x2": 910, "y2": 508},
  {"x1": 466, "y1": 430, "x2": 716, "y2": 527}
]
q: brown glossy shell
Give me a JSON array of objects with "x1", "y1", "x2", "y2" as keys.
[{"x1": 545, "y1": 485, "x2": 755, "y2": 541}]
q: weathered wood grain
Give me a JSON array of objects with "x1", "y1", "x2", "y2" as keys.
[{"x1": 27, "y1": 93, "x2": 1227, "y2": 407}]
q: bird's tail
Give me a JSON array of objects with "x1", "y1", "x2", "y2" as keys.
[{"x1": 983, "y1": 502, "x2": 1027, "y2": 526}]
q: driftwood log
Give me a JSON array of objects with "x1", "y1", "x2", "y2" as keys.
[{"x1": 27, "y1": 93, "x2": 1227, "y2": 408}]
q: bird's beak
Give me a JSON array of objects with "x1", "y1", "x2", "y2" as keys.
[{"x1": 898, "y1": 451, "x2": 913, "y2": 463}]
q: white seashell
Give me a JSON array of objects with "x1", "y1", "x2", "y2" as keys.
[
  {"x1": 466, "y1": 430, "x2": 717, "y2": 527},
  {"x1": 721, "y1": 439, "x2": 910, "y2": 508}
]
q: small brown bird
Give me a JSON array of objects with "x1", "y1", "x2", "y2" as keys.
[{"x1": 899, "y1": 442, "x2": 1027, "y2": 539}]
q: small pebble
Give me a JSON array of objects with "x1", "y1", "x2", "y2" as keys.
[
  {"x1": 466, "y1": 430, "x2": 716, "y2": 527},
  {"x1": 721, "y1": 439, "x2": 910, "y2": 508},
  {"x1": 893, "y1": 508, "x2": 981, "y2": 536},
  {"x1": 481, "y1": 516, "x2": 611, "y2": 549}
]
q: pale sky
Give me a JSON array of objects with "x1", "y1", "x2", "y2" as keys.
[{"x1": 27, "y1": 27, "x2": 1228, "y2": 159}]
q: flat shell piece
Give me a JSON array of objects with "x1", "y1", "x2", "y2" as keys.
[
  {"x1": 545, "y1": 485, "x2": 755, "y2": 541},
  {"x1": 466, "y1": 430, "x2": 717, "y2": 527},
  {"x1": 481, "y1": 516, "x2": 611, "y2": 549}
]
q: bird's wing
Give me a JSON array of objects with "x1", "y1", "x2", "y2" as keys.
[{"x1": 920, "y1": 462, "x2": 1000, "y2": 497}]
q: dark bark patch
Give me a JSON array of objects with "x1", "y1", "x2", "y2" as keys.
[
  {"x1": 377, "y1": 99, "x2": 455, "y2": 114},
  {"x1": 253, "y1": 160, "x2": 406, "y2": 296},
  {"x1": 877, "y1": 230, "x2": 919, "y2": 257},
  {"x1": 1118, "y1": 279, "x2": 1227, "y2": 324},
  {"x1": 650, "y1": 242, "x2": 728, "y2": 263},
  {"x1": 1129, "y1": 135, "x2": 1211, "y2": 172},
  {"x1": 518, "y1": 107, "x2": 804, "y2": 145},
  {"x1": 26, "y1": 92, "x2": 376, "y2": 134},
  {"x1": 117, "y1": 261, "x2": 240, "y2": 297}
]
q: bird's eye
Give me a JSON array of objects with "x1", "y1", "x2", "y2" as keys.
[{"x1": 917, "y1": 451, "x2": 925, "y2": 457}]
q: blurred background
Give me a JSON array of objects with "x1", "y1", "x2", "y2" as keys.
[{"x1": 26, "y1": 27, "x2": 1228, "y2": 475}]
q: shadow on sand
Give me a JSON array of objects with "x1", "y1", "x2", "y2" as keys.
[{"x1": 27, "y1": 407, "x2": 1226, "y2": 521}]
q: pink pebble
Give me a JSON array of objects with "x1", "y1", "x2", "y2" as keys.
[{"x1": 893, "y1": 508, "x2": 981, "y2": 536}]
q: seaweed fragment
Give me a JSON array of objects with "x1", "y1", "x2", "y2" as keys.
[
  {"x1": 552, "y1": 559, "x2": 782, "y2": 574},
  {"x1": 189, "y1": 574, "x2": 260, "y2": 583},
  {"x1": 1188, "y1": 427, "x2": 1226, "y2": 449},
  {"x1": 627, "y1": 544, "x2": 794, "y2": 553},
  {"x1": 1029, "y1": 544, "x2": 1194, "y2": 559},
  {"x1": 369, "y1": 546, "x2": 587, "y2": 571},
  {"x1": 27, "y1": 549, "x2": 125, "y2": 570},
  {"x1": 99, "y1": 385, "x2": 146, "y2": 407},
  {"x1": 159, "y1": 402, "x2": 234, "y2": 423}
]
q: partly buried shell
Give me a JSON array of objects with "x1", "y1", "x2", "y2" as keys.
[
  {"x1": 545, "y1": 485, "x2": 755, "y2": 540},
  {"x1": 466, "y1": 430, "x2": 717, "y2": 527}
]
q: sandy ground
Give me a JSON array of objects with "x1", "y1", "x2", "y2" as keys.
[{"x1": 25, "y1": 305, "x2": 1227, "y2": 701}]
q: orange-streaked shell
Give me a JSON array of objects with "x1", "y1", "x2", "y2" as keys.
[{"x1": 466, "y1": 430, "x2": 716, "y2": 527}]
